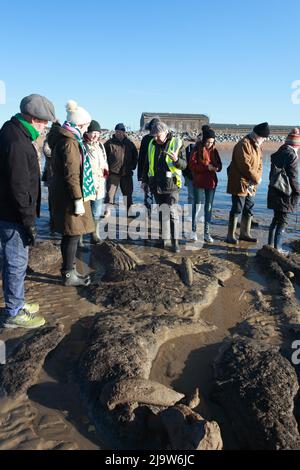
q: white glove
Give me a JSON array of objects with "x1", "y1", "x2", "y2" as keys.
[{"x1": 74, "y1": 198, "x2": 85, "y2": 216}]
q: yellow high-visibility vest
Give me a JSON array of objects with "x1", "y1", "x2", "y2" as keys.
[{"x1": 148, "y1": 137, "x2": 183, "y2": 189}]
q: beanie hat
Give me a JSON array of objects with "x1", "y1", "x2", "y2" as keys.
[
  {"x1": 203, "y1": 128, "x2": 216, "y2": 141},
  {"x1": 87, "y1": 120, "x2": 101, "y2": 133},
  {"x1": 202, "y1": 124, "x2": 210, "y2": 138},
  {"x1": 66, "y1": 100, "x2": 91, "y2": 126},
  {"x1": 115, "y1": 123, "x2": 126, "y2": 132},
  {"x1": 151, "y1": 121, "x2": 169, "y2": 135},
  {"x1": 253, "y1": 122, "x2": 270, "y2": 138},
  {"x1": 286, "y1": 128, "x2": 300, "y2": 148},
  {"x1": 20, "y1": 94, "x2": 56, "y2": 122},
  {"x1": 145, "y1": 117, "x2": 161, "y2": 131}
]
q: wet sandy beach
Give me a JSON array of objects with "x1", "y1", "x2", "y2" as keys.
[
  {"x1": 1, "y1": 141, "x2": 300, "y2": 450},
  {"x1": 0, "y1": 219, "x2": 285, "y2": 450}
]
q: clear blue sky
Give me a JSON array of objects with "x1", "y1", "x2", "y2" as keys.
[{"x1": 0, "y1": 0, "x2": 299, "y2": 129}]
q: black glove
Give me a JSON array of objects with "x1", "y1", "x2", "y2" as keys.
[{"x1": 24, "y1": 225, "x2": 37, "y2": 246}]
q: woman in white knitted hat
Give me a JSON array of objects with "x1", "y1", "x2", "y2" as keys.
[{"x1": 48, "y1": 100, "x2": 95, "y2": 286}]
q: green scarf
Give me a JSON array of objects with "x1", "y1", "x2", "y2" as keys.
[{"x1": 15, "y1": 113, "x2": 40, "y2": 141}]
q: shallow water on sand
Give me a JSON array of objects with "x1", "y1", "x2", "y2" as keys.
[{"x1": 38, "y1": 151, "x2": 300, "y2": 246}]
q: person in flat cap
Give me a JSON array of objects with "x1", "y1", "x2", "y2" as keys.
[
  {"x1": 267, "y1": 128, "x2": 300, "y2": 254},
  {"x1": 104, "y1": 123, "x2": 138, "y2": 218},
  {"x1": 0, "y1": 93, "x2": 56, "y2": 329},
  {"x1": 20, "y1": 94, "x2": 56, "y2": 122},
  {"x1": 226, "y1": 122, "x2": 270, "y2": 244}
]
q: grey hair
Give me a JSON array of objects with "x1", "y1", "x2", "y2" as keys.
[{"x1": 151, "y1": 121, "x2": 169, "y2": 135}]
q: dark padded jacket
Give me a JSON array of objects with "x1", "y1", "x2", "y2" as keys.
[
  {"x1": 137, "y1": 133, "x2": 153, "y2": 181},
  {"x1": 104, "y1": 135, "x2": 138, "y2": 176},
  {"x1": 0, "y1": 117, "x2": 41, "y2": 227},
  {"x1": 267, "y1": 144, "x2": 300, "y2": 213}
]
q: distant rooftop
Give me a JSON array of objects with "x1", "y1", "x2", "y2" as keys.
[
  {"x1": 142, "y1": 112, "x2": 209, "y2": 119},
  {"x1": 211, "y1": 123, "x2": 298, "y2": 129}
]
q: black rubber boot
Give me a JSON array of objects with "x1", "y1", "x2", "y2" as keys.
[
  {"x1": 226, "y1": 214, "x2": 239, "y2": 244},
  {"x1": 170, "y1": 219, "x2": 180, "y2": 253},
  {"x1": 239, "y1": 215, "x2": 257, "y2": 243}
]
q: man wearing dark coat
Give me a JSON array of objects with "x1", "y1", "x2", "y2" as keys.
[
  {"x1": 0, "y1": 94, "x2": 55, "y2": 329},
  {"x1": 104, "y1": 123, "x2": 138, "y2": 216}
]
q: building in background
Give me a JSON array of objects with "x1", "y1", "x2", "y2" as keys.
[
  {"x1": 140, "y1": 112, "x2": 209, "y2": 133},
  {"x1": 211, "y1": 123, "x2": 298, "y2": 136}
]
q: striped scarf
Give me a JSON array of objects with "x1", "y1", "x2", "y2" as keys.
[{"x1": 62, "y1": 121, "x2": 96, "y2": 202}]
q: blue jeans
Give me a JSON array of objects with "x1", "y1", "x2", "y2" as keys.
[
  {"x1": 91, "y1": 198, "x2": 104, "y2": 220},
  {"x1": 0, "y1": 220, "x2": 29, "y2": 317},
  {"x1": 192, "y1": 188, "x2": 216, "y2": 232},
  {"x1": 184, "y1": 177, "x2": 194, "y2": 205}
]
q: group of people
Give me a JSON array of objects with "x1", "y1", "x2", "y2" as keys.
[
  {"x1": 0, "y1": 93, "x2": 299, "y2": 330},
  {"x1": 139, "y1": 119, "x2": 300, "y2": 255}
]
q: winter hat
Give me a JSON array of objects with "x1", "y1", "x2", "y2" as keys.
[
  {"x1": 145, "y1": 117, "x2": 161, "y2": 131},
  {"x1": 115, "y1": 123, "x2": 126, "y2": 132},
  {"x1": 286, "y1": 128, "x2": 300, "y2": 148},
  {"x1": 20, "y1": 94, "x2": 56, "y2": 122},
  {"x1": 66, "y1": 100, "x2": 91, "y2": 126},
  {"x1": 151, "y1": 121, "x2": 169, "y2": 135},
  {"x1": 87, "y1": 120, "x2": 101, "y2": 133},
  {"x1": 253, "y1": 122, "x2": 270, "y2": 138},
  {"x1": 203, "y1": 128, "x2": 216, "y2": 141},
  {"x1": 201, "y1": 125, "x2": 210, "y2": 138}
]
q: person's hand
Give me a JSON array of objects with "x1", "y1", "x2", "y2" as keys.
[
  {"x1": 24, "y1": 225, "x2": 37, "y2": 246},
  {"x1": 103, "y1": 169, "x2": 109, "y2": 179},
  {"x1": 141, "y1": 183, "x2": 148, "y2": 192},
  {"x1": 74, "y1": 198, "x2": 85, "y2": 216},
  {"x1": 165, "y1": 150, "x2": 178, "y2": 163},
  {"x1": 208, "y1": 164, "x2": 217, "y2": 172}
]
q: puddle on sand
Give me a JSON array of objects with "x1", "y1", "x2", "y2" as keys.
[{"x1": 150, "y1": 259, "x2": 268, "y2": 450}]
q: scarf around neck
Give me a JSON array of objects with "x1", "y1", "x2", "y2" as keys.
[
  {"x1": 15, "y1": 114, "x2": 40, "y2": 141},
  {"x1": 62, "y1": 121, "x2": 96, "y2": 202}
]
